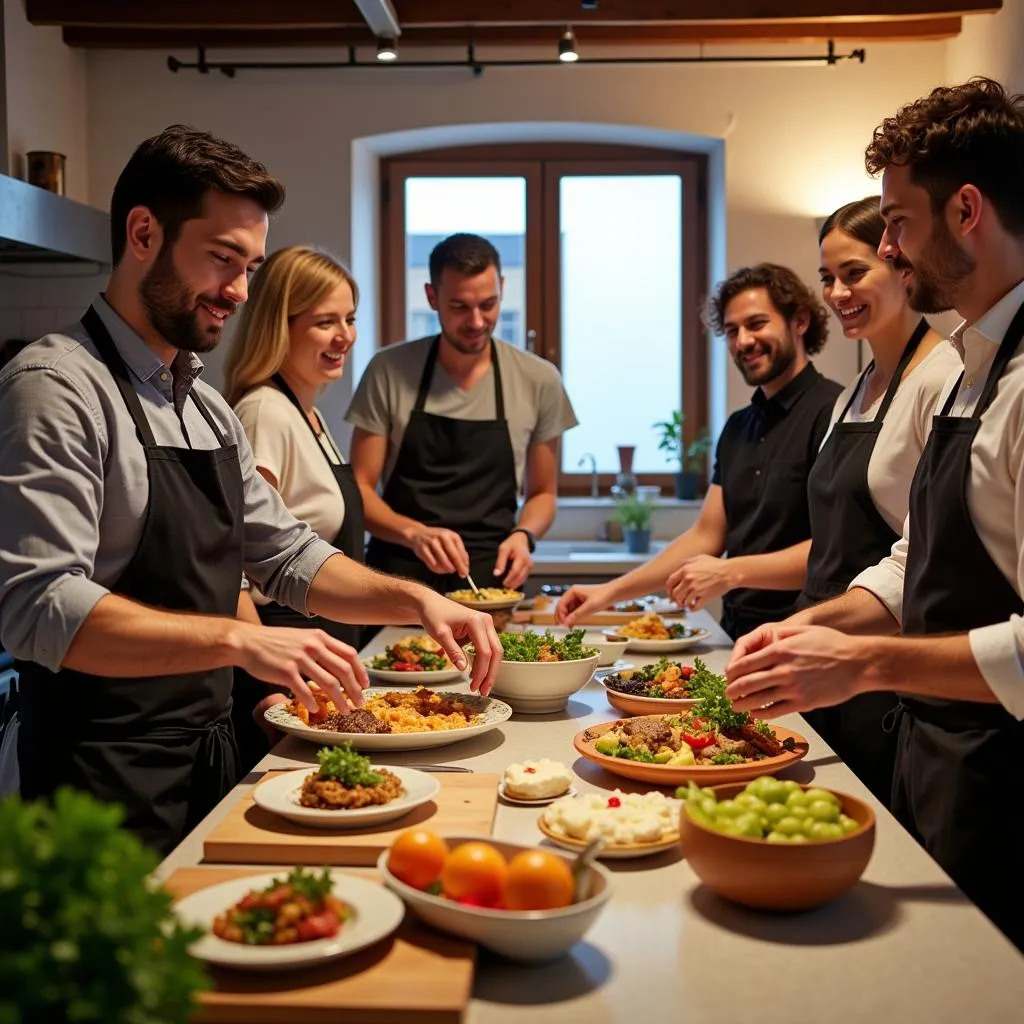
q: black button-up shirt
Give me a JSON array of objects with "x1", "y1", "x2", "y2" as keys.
[{"x1": 711, "y1": 362, "x2": 843, "y2": 638}]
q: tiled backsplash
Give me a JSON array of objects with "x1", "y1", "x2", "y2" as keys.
[{"x1": 0, "y1": 264, "x2": 109, "y2": 344}]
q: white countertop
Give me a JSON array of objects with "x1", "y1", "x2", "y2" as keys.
[{"x1": 158, "y1": 611, "x2": 1024, "y2": 1022}]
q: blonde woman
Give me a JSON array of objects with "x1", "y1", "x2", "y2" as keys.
[{"x1": 225, "y1": 247, "x2": 364, "y2": 765}]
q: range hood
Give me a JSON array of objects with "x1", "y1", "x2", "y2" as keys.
[{"x1": 0, "y1": 172, "x2": 110, "y2": 265}]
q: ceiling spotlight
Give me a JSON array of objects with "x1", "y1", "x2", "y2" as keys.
[
  {"x1": 376, "y1": 37, "x2": 398, "y2": 61},
  {"x1": 558, "y1": 26, "x2": 579, "y2": 63}
]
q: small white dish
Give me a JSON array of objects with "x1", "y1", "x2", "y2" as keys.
[
  {"x1": 172, "y1": 870, "x2": 405, "y2": 971},
  {"x1": 252, "y1": 766, "x2": 441, "y2": 830},
  {"x1": 594, "y1": 661, "x2": 636, "y2": 679},
  {"x1": 498, "y1": 782, "x2": 578, "y2": 806},
  {"x1": 362, "y1": 661, "x2": 466, "y2": 685}
]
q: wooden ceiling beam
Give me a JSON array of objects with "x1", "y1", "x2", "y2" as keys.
[
  {"x1": 29, "y1": 0, "x2": 998, "y2": 29},
  {"x1": 61, "y1": 17, "x2": 965, "y2": 50}
]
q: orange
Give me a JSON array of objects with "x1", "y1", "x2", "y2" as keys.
[
  {"x1": 502, "y1": 850, "x2": 574, "y2": 911},
  {"x1": 387, "y1": 829, "x2": 448, "y2": 890},
  {"x1": 440, "y1": 841, "x2": 508, "y2": 908}
]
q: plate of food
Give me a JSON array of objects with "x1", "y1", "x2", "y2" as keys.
[
  {"x1": 574, "y1": 661, "x2": 808, "y2": 785},
  {"x1": 265, "y1": 687, "x2": 513, "y2": 751},
  {"x1": 605, "y1": 612, "x2": 710, "y2": 653},
  {"x1": 444, "y1": 586, "x2": 524, "y2": 612},
  {"x1": 363, "y1": 634, "x2": 466, "y2": 684},
  {"x1": 172, "y1": 866, "x2": 405, "y2": 971},
  {"x1": 538, "y1": 790, "x2": 681, "y2": 859},
  {"x1": 253, "y1": 744, "x2": 441, "y2": 829},
  {"x1": 599, "y1": 659, "x2": 701, "y2": 714},
  {"x1": 498, "y1": 758, "x2": 576, "y2": 805}
]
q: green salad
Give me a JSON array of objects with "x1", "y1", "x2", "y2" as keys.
[{"x1": 498, "y1": 628, "x2": 598, "y2": 663}]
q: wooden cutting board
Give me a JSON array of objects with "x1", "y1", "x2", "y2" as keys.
[
  {"x1": 204, "y1": 771, "x2": 500, "y2": 866},
  {"x1": 165, "y1": 866, "x2": 475, "y2": 1024}
]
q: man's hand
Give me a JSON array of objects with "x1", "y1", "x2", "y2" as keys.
[
  {"x1": 408, "y1": 525, "x2": 470, "y2": 578},
  {"x1": 555, "y1": 583, "x2": 614, "y2": 627},
  {"x1": 493, "y1": 531, "x2": 533, "y2": 590},
  {"x1": 416, "y1": 591, "x2": 504, "y2": 695},
  {"x1": 233, "y1": 624, "x2": 369, "y2": 714},
  {"x1": 723, "y1": 624, "x2": 874, "y2": 718},
  {"x1": 667, "y1": 554, "x2": 735, "y2": 611}
]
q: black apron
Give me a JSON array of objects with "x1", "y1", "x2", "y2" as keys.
[
  {"x1": 365, "y1": 337, "x2": 519, "y2": 593},
  {"x1": 894, "y1": 300, "x2": 1024, "y2": 951},
  {"x1": 231, "y1": 374, "x2": 367, "y2": 773},
  {"x1": 16, "y1": 306, "x2": 241, "y2": 856},
  {"x1": 800, "y1": 318, "x2": 929, "y2": 806}
]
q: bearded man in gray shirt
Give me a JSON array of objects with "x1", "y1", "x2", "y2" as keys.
[{"x1": 0, "y1": 125, "x2": 501, "y2": 854}]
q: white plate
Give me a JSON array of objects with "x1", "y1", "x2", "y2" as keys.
[
  {"x1": 362, "y1": 660, "x2": 467, "y2": 685},
  {"x1": 173, "y1": 870, "x2": 405, "y2": 971},
  {"x1": 498, "y1": 782, "x2": 578, "y2": 806},
  {"x1": 642, "y1": 597, "x2": 687, "y2": 616},
  {"x1": 537, "y1": 819, "x2": 680, "y2": 860},
  {"x1": 252, "y1": 766, "x2": 441, "y2": 829},
  {"x1": 264, "y1": 689, "x2": 513, "y2": 751},
  {"x1": 605, "y1": 627, "x2": 711, "y2": 653},
  {"x1": 593, "y1": 661, "x2": 636, "y2": 678}
]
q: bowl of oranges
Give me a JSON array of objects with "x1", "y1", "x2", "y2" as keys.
[{"x1": 378, "y1": 829, "x2": 613, "y2": 961}]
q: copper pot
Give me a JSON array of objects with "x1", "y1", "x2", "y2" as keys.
[{"x1": 26, "y1": 151, "x2": 66, "y2": 195}]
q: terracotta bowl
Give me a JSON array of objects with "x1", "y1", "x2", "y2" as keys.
[{"x1": 680, "y1": 783, "x2": 876, "y2": 911}]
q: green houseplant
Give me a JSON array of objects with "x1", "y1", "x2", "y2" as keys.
[
  {"x1": 0, "y1": 787, "x2": 210, "y2": 1024},
  {"x1": 653, "y1": 411, "x2": 713, "y2": 500},
  {"x1": 612, "y1": 491, "x2": 654, "y2": 554}
]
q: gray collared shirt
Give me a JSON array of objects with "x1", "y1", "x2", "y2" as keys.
[{"x1": 0, "y1": 294, "x2": 337, "y2": 671}]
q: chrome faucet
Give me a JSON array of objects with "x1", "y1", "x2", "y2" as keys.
[{"x1": 578, "y1": 453, "x2": 599, "y2": 498}]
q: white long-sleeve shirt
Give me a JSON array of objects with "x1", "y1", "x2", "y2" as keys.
[{"x1": 851, "y1": 279, "x2": 1024, "y2": 719}]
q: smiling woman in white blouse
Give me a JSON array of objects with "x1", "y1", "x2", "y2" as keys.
[{"x1": 224, "y1": 246, "x2": 365, "y2": 767}]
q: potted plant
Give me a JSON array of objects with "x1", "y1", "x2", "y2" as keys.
[
  {"x1": 0, "y1": 787, "x2": 209, "y2": 1023},
  {"x1": 612, "y1": 491, "x2": 654, "y2": 554},
  {"x1": 653, "y1": 412, "x2": 713, "y2": 500}
]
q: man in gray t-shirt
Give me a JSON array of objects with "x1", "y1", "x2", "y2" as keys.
[{"x1": 346, "y1": 233, "x2": 577, "y2": 594}]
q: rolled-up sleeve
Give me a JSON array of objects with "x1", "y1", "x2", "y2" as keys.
[
  {"x1": 0, "y1": 367, "x2": 112, "y2": 669},
  {"x1": 232, "y1": 419, "x2": 338, "y2": 615},
  {"x1": 849, "y1": 518, "x2": 909, "y2": 624}
]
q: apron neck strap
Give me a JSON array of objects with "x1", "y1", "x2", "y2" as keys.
[
  {"x1": 941, "y1": 299, "x2": 1024, "y2": 418},
  {"x1": 413, "y1": 336, "x2": 505, "y2": 419},
  {"x1": 271, "y1": 372, "x2": 343, "y2": 467},
  {"x1": 82, "y1": 305, "x2": 228, "y2": 449},
  {"x1": 837, "y1": 317, "x2": 931, "y2": 425},
  {"x1": 82, "y1": 305, "x2": 158, "y2": 448}
]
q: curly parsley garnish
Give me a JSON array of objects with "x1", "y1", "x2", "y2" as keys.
[
  {"x1": 498, "y1": 629, "x2": 598, "y2": 662},
  {"x1": 316, "y1": 743, "x2": 383, "y2": 787},
  {"x1": 688, "y1": 658, "x2": 750, "y2": 731}
]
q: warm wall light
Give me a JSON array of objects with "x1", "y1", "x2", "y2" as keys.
[
  {"x1": 376, "y1": 37, "x2": 398, "y2": 61},
  {"x1": 558, "y1": 26, "x2": 579, "y2": 63}
]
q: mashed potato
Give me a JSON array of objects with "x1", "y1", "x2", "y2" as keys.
[{"x1": 542, "y1": 790, "x2": 681, "y2": 845}]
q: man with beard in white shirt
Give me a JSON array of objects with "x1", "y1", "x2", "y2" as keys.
[{"x1": 724, "y1": 78, "x2": 1024, "y2": 952}]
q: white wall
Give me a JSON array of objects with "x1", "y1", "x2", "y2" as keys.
[
  {"x1": 947, "y1": 2, "x2": 1024, "y2": 94},
  {"x1": 3, "y1": 0, "x2": 88, "y2": 200},
  {"x1": 81, "y1": 40, "x2": 950, "y2": 439}
]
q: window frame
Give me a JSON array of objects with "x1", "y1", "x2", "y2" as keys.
[{"x1": 380, "y1": 143, "x2": 709, "y2": 496}]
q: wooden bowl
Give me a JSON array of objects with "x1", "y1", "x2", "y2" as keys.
[{"x1": 680, "y1": 783, "x2": 876, "y2": 911}]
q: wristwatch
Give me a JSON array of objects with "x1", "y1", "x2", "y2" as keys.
[{"x1": 509, "y1": 527, "x2": 536, "y2": 553}]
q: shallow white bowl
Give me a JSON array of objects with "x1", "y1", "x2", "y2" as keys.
[
  {"x1": 252, "y1": 766, "x2": 441, "y2": 830},
  {"x1": 484, "y1": 653, "x2": 601, "y2": 714},
  {"x1": 377, "y1": 836, "x2": 613, "y2": 961},
  {"x1": 518, "y1": 626, "x2": 629, "y2": 669}
]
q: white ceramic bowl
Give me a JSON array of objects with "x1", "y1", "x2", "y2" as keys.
[
  {"x1": 377, "y1": 836, "x2": 613, "y2": 962},
  {"x1": 486, "y1": 653, "x2": 601, "y2": 714}
]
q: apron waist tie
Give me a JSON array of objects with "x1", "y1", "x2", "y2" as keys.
[{"x1": 881, "y1": 699, "x2": 907, "y2": 735}]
